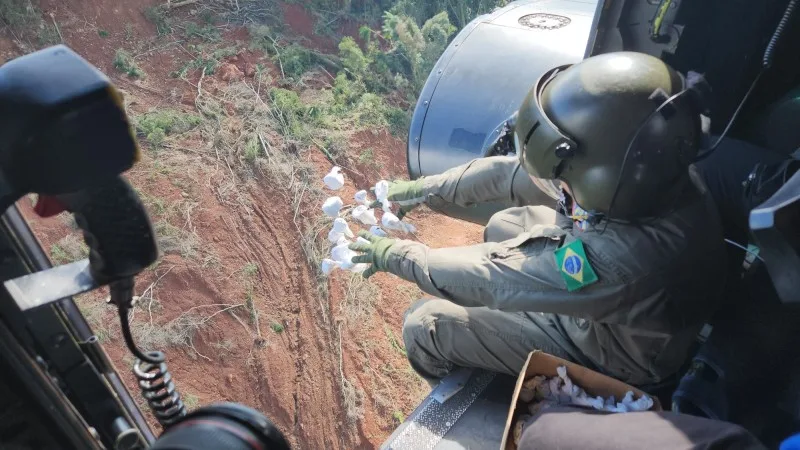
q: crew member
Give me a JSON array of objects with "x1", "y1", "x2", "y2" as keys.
[{"x1": 350, "y1": 52, "x2": 726, "y2": 386}]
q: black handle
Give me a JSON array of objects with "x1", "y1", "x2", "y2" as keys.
[{"x1": 55, "y1": 176, "x2": 159, "y2": 283}]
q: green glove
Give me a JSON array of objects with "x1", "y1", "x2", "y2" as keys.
[
  {"x1": 348, "y1": 230, "x2": 398, "y2": 278},
  {"x1": 371, "y1": 179, "x2": 426, "y2": 219}
]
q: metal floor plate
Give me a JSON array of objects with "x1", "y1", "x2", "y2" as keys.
[{"x1": 382, "y1": 370, "x2": 516, "y2": 450}]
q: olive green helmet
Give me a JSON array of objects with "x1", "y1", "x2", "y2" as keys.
[{"x1": 516, "y1": 52, "x2": 702, "y2": 219}]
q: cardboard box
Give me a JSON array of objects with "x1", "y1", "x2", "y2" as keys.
[{"x1": 499, "y1": 351, "x2": 662, "y2": 450}]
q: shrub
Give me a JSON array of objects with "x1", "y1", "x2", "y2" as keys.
[
  {"x1": 339, "y1": 36, "x2": 368, "y2": 77},
  {"x1": 269, "y1": 88, "x2": 307, "y2": 138},
  {"x1": 278, "y1": 44, "x2": 317, "y2": 79},
  {"x1": 113, "y1": 49, "x2": 144, "y2": 78},
  {"x1": 144, "y1": 6, "x2": 172, "y2": 35},
  {"x1": 136, "y1": 110, "x2": 202, "y2": 147},
  {"x1": 185, "y1": 22, "x2": 220, "y2": 42}
]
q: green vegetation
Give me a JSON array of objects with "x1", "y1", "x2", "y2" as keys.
[
  {"x1": 243, "y1": 262, "x2": 259, "y2": 277},
  {"x1": 358, "y1": 147, "x2": 375, "y2": 164},
  {"x1": 98, "y1": 29, "x2": 109, "y2": 37},
  {"x1": 50, "y1": 235, "x2": 90, "y2": 265},
  {"x1": 135, "y1": 109, "x2": 202, "y2": 148},
  {"x1": 37, "y1": 22, "x2": 60, "y2": 46},
  {"x1": 154, "y1": 220, "x2": 198, "y2": 258},
  {"x1": 249, "y1": 25, "x2": 328, "y2": 81},
  {"x1": 184, "y1": 22, "x2": 220, "y2": 42},
  {"x1": 270, "y1": 322, "x2": 285, "y2": 333},
  {"x1": 144, "y1": 5, "x2": 172, "y2": 36},
  {"x1": 113, "y1": 49, "x2": 144, "y2": 78},
  {"x1": 385, "y1": 326, "x2": 407, "y2": 357},
  {"x1": 75, "y1": 296, "x2": 116, "y2": 343},
  {"x1": 182, "y1": 392, "x2": 200, "y2": 410},
  {"x1": 173, "y1": 45, "x2": 237, "y2": 77},
  {"x1": 0, "y1": 0, "x2": 39, "y2": 28},
  {"x1": 392, "y1": 410, "x2": 405, "y2": 425}
]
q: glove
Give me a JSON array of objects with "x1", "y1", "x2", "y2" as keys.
[
  {"x1": 348, "y1": 230, "x2": 397, "y2": 278},
  {"x1": 371, "y1": 179, "x2": 426, "y2": 219}
]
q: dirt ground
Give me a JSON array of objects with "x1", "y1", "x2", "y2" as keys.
[{"x1": 10, "y1": 1, "x2": 483, "y2": 448}]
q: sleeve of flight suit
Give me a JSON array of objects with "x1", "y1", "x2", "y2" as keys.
[
  {"x1": 384, "y1": 228, "x2": 629, "y2": 321},
  {"x1": 420, "y1": 156, "x2": 555, "y2": 208}
]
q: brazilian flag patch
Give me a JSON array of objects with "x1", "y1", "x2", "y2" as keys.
[{"x1": 554, "y1": 239, "x2": 598, "y2": 292}]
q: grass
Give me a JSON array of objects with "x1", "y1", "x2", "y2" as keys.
[
  {"x1": 144, "y1": 5, "x2": 171, "y2": 36},
  {"x1": 397, "y1": 283, "x2": 424, "y2": 306},
  {"x1": 131, "y1": 311, "x2": 207, "y2": 351},
  {"x1": 245, "y1": 291, "x2": 259, "y2": 325},
  {"x1": 59, "y1": 212, "x2": 79, "y2": 230},
  {"x1": 270, "y1": 322, "x2": 284, "y2": 333},
  {"x1": 75, "y1": 295, "x2": 116, "y2": 343},
  {"x1": 140, "y1": 193, "x2": 167, "y2": 216},
  {"x1": 358, "y1": 147, "x2": 375, "y2": 165},
  {"x1": 182, "y1": 392, "x2": 200, "y2": 410},
  {"x1": 243, "y1": 262, "x2": 259, "y2": 277},
  {"x1": 37, "y1": 23, "x2": 60, "y2": 46},
  {"x1": 154, "y1": 220, "x2": 199, "y2": 258},
  {"x1": 341, "y1": 375, "x2": 365, "y2": 424},
  {"x1": 211, "y1": 339, "x2": 235, "y2": 352},
  {"x1": 136, "y1": 109, "x2": 202, "y2": 149},
  {"x1": 50, "y1": 234, "x2": 89, "y2": 265},
  {"x1": 244, "y1": 135, "x2": 261, "y2": 163},
  {"x1": 173, "y1": 46, "x2": 237, "y2": 77},
  {"x1": 392, "y1": 410, "x2": 405, "y2": 425},
  {"x1": 184, "y1": 22, "x2": 220, "y2": 42},
  {"x1": 113, "y1": 49, "x2": 144, "y2": 78},
  {"x1": 98, "y1": 29, "x2": 109, "y2": 38},
  {"x1": 385, "y1": 326, "x2": 407, "y2": 357},
  {"x1": 0, "y1": 0, "x2": 39, "y2": 28},
  {"x1": 341, "y1": 273, "x2": 379, "y2": 323}
]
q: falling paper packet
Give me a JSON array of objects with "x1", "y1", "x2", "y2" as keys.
[
  {"x1": 322, "y1": 196, "x2": 343, "y2": 218},
  {"x1": 354, "y1": 190, "x2": 371, "y2": 206},
  {"x1": 382, "y1": 211, "x2": 416, "y2": 233},
  {"x1": 321, "y1": 258, "x2": 340, "y2": 275},
  {"x1": 374, "y1": 180, "x2": 392, "y2": 211},
  {"x1": 374, "y1": 180, "x2": 389, "y2": 201},
  {"x1": 369, "y1": 226, "x2": 388, "y2": 237},
  {"x1": 324, "y1": 166, "x2": 344, "y2": 190},
  {"x1": 349, "y1": 263, "x2": 370, "y2": 273},
  {"x1": 328, "y1": 229, "x2": 344, "y2": 244},
  {"x1": 331, "y1": 241, "x2": 358, "y2": 269},
  {"x1": 332, "y1": 218, "x2": 355, "y2": 238},
  {"x1": 352, "y1": 205, "x2": 378, "y2": 225}
]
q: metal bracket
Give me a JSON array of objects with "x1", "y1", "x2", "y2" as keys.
[
  {"x1": 431, "y1": 368, "x2": 472, "y2": 404},
  {"x1": 4, "y1": 259, "x2": 101, "y2": 311}
]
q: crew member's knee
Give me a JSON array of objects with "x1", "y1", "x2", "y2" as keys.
[
  {"x1": 484, "y1": 209, "x2": 525, "y2": 243},
  {"x1": 402, "y1": 299, "x2": 458, "y2": 378}
]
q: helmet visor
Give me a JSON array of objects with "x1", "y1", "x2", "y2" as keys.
[{"x1": 515, "y1": 64, "x2": 577, "y2": 179}]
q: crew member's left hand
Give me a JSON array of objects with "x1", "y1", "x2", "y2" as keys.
[{"x1": 348, "y1": 231, "x2": 397, "y2": 278}]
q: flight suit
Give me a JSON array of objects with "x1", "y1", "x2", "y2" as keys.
[{"x1": 392, "y1": 156, "x2": 726, "y2": 386}]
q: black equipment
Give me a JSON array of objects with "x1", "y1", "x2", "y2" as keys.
[{"x1": 0, "y1": 45, "x2": 290, "y2": 450}]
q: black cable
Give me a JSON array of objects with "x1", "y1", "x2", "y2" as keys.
[
  {"x1": 113, "y1": 278, "x2": 165, "y2": 365},
  {"x1": 764, "y1": 0, "x2": 798, "y2": 69},
  {"x1": 118, "y1": 306, "x2": 165, "y2": 364},
  {"x1": 694, "y1": 0, "x2": 797, "y2": 161},
  {"x1": 694, "y1": 70, "x2": 764, "y2": 162}
]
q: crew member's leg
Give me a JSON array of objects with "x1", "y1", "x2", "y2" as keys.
[
  {"x1": 517, "y1": 406, "x2": 766, "y2": 450},
  {"x1": 401, "y1": 298, "x2": 584, "y2": 379},
  {"x1": 483, "y1": 205, "x2": 557, "y2": 243}
]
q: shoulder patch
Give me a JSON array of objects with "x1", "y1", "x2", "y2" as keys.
[{"x1": 554, "y1": 239, "x2": 598, "y2": 292}]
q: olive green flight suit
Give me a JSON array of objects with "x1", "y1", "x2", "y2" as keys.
[{"x1": 393, "y1": 156, "x2": 725, "y2": 386}]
